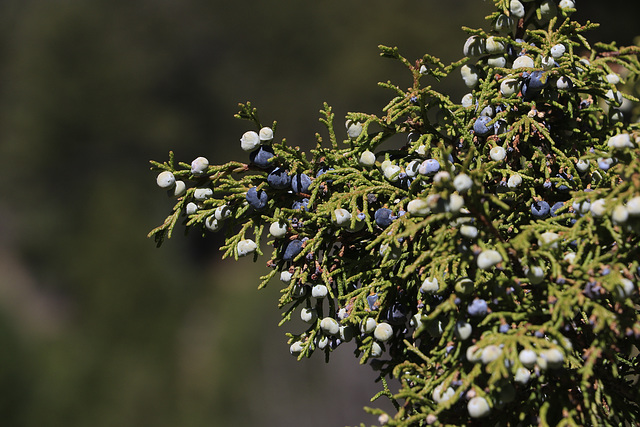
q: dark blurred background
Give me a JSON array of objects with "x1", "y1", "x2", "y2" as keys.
[{"x1": 0, "y1": 1, "x2": 637, "y2": 426}]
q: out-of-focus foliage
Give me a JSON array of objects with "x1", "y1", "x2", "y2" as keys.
[{"x1": 0, "y1": 1, "x2": 639, "y2": 426}]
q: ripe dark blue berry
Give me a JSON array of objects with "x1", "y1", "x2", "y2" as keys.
[
  {"x1": 250, "y1": 145, "x2": 275, "y2": 169},
  {"x1": 283, "y1": 239, "x2": 303, "y2": 261},
  {"x1": 374, "y1": 208, "x2": 394, "y2": 228},
  {"x1": 531, "y1": 200, "x2": 550, "y2": 218},
  {"x1": 291, "y1": 173, "x2": 312, "y2": 194},
  {"x1": 385, "y1": 302, "x2": 408, "y2": 325},
  {"x1": 550, "y1": 201, "x2": 565, "y2": 216},
  {"x1": 473, "y1": 116, "x2": 493, "y2": 136},
  {"x1": 246, "y1": 187, "x2": 268, "y2": 210},
  {"x1": 367, "y1": 293, "x2": 379, "y2": 310},
  {"x1": 292, "y1": 198, "x2": 309, "y2": 211},
  {"x1": 267, "y1": 167, "x2": 291, "y2": 190}
]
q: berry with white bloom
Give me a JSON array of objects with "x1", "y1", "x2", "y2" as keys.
[
  {"x1": 315, "y1": 335, "x2": 329, "y2": 350},
  {"x1": 300, "y1": 307, "x2": 317, "y2": 324},
  {"x1": 510, "y1": 0, "x2": 525, "y2": 18},
  {"x1": 463, "y1": 35, "x2": 486, "y2": 57},
  {"x1": 466, "y1": 345, "x2": 483, "y2": 362},
  {"x1": 500, "y1": 78, "x2": 520, "y2": 97},
  {"x1": 240, "y1": 131, "x2": 261, "y2": 151},
  {"x1": 538, "y1": 231, "x2": 560, "y2": 249},
  {"x1": 432, "y1": 385, "x2": 456, "y2": 404},
  {"x1": 559, "y1": 0, "x2": 575, "y2": 10},
  {"x1": 346, "y1": 120, "x2": 363, "y2": 139},
  {"x1": 190, "y1": 156, "x2": 209, "y2": 175},
  {"x1": 490, "y1": 146, "x2": 506, "y2": 161},
  {"x1": 481, "y1": 345, "x2": 502, "y2": 364},
  {"x1": 590, "y1": 199, "x2": 607, "y2": 218},
  {"x1": 320, "y1": 317, "x2": 340, "y2": 336},
  {"x1": 525, "y1": 265, "x2": 545, "y2": 284},
  {"x1": 407, "y1": 198, "x2": 430, "y2": 216},
  {"x1": 289, "y1": 341, "x2": 304, "y2": 356},
  {"x1": 269, "y1": 221, "x2": 288, "y2": 238},
  {"x1": 514, "y1": 367, "x2": 531, "y2": 384},
  {"x1": 507, "y1": 174, "x2": 522, "y2": 188},
  {"x1": 512, "y1": 55, "x2": 534, "y2": 69},
  {"x1": 627, "y1": 196, "x2": 640, "y2": 215},
  {"x1": 538, "y1": 0, "x2": 557, "y2": 21},
  {"x1": 361, "y1": 317, "x2": 377, "y2": 334},
  {"x1": 279, "y1": 271, "x2": 292, "y2": 283},
  {"x1": 519, "y1": 349, "x2": 537, "y2": 368},
  {"x1": 607, "y1": 133, "x2": 633, "y2": 149},
  {"x1": 605, "y1": 89, "x2": 623, "y2": 106},
  {"x1": 259, "y1": 127, "x2": 273, "y2": 141},
  {"x1": 605, "y1": 73, "x2": 620, "y2": 84},
  {"x1": 311, "y1": 284, "x2": 328, "y2": 299},
  {"x1": 370, "y1": 342, "x2": 383, "y2": 357},
  {"x1": 455, "y1": 321, "x2": 473, "y2": 340},
  {"x1": 576, "y1": 159, "x2": 590, "y2": 173},
  {"x1": 461, "y1": 93, "x2": 475, "y2": 108},
  {"x1": 485, "y1": 36, "x2": 505, "y2": 54},
  {"x1": 156, "y1": 171, "x2": 176, "y2": 189},
  {"x1": 461, "y1": 64, "x2": 480, "y2": 88},
  {"x1": 474, "y1": 116, "x2": 493, "y2": 136},
  {"x1": 616, "y1": 278, "x2": 635, "y2": 299},
  {"x1": 383, "y1": 164, "x2": 402, "y2": 182},
  {"x1": 477, "y1": 249, "x2": 502, "y2": 269},
  {"x1": 468, "y1": 397, "x2": 491, "y2": 418},
  {"x1": 420, "y1": 277, "x2": 439, "y2": 294},
  {"x1": 374, "y1": 322, "x2": 394, "y2": 342},
  {"x1": 333, "y1": 208, "x2": 352, "y2": 226},
  {"x1": 359, "y1": 150, "x2": 376, "y2": 166},
  {"x1": 612, "y1": 205, "x2": 628, "y2": 225},
  {"x1": 540, "y1": 348, "x2": 564, "y2": 369},
  {"x1": 454, "y1": 173, "x2": 473, "y2": 192},
  {"x1": 419, "y1": 158, "x2": 440, "y2": 175},
  {"x1": 460, "y1": 225, "x2": 478, "y2": 239},
  {"x1": 237, "y1": 239, "x2": 257, "y2": 257},
  {"x1": 185, "y1": 202, "x2": 198, "y2": 215},
  {"x1": 556, "y1": 76, "x2": 573, "y2": 90},
  {"x1": 495, "y1": 14, "x2": 514, "y2": 34},
  {"x1": 170, "y1": 180, "x2": 186, "y2": 197},
  {"x1": 194, "y1": 187, "x2": 213, "y2": 200},
  {"x1": 205, "y1": 216, "x2": 220, "y2": 232},
  {"x1": 550, "y1": 43, "x2": 565, "y2": 58}
]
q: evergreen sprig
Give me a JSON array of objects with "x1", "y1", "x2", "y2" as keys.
[{"x1": 148, "y1": 1, "x2": 640, "y2": 425}]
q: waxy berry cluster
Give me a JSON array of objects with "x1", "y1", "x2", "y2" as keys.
[{"x1": 149, "y1": 0, "x2": 640, "y2": 425}]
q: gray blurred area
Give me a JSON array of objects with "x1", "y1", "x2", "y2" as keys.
[{"x1": 0, "y1": 1, "x2": 637, "y2": 426}]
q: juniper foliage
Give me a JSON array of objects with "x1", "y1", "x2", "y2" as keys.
[{"x1": 149, "y1": 1, "x2": 640, "y2": 425}]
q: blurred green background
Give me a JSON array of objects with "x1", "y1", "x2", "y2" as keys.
[{"x1": 0, "y1": 1, "x2": 637, "y2": 426}]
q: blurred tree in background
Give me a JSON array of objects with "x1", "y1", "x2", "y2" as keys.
[{"x1": 0, "y1": 1, "x2": 638, "y2": 426}]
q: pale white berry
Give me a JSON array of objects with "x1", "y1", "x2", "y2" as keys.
[
  {"x1": 590, "y1": 199, "x2": 606, "y2": 217},
  {"x1": 490, "y1": 146, "x2": 506, "y2": 161},
  {"x1": 240, "y1": 131, "x2": 261, "y2": 151},
  {"x1": 605, "y1": 73, "x2": 620, "y2": 85},
  {"x1": 374, "y1": 322, "x2": 394, "y2": 342},
  {"x1": 214, "y1": 205, "x2": 231, "y2": 220},
  {"x1": 237, "y1": 239, "x2": 257, "y2": 257},
  {"x1": 514, "y1": 367, "x2": 531, "y2": 384},
  {"x1": 339, "y1": 326, "x2": 354, "y2": 342},
  {"x1": 605, "y1": 89, "x2": 623, "y2": 105},
  {"x1": 616, "y1": 278, "x2": 635, "y2": 299},
  {"x1": 346, "y1": 120, "x2": 363, "y2": 139},
  {"x1": 481, "y1": 345, "x2": 502, "y2": 364},
  {"x1": 449, "y1": 193, "x2": 464, "y2": 213},
  {"x1": 507, "y1": 174, "x2": 523, "y2": 188},
  {"x1": 420, "y1": 277, "x2": 439, "y2": 294},
  {"x1": 279, "y1": 271, "x2": 292, "y2": 283},
  {"x1": 519, "y1": 349, "x2": 537, "y2": 368},
  {"x1": 406, "y1": 160, "x2": 420, "y2": 177},
  {"x1": 311, "y1": 284, "x2": 328, "y2": 299},
  {"x1": 191, "y1": 156, "x2": 209, "y2": 175},
  {"x1": 455, "y1": 321, "x2": 473, "y2": 341},
  {"x1": 315, "y1": 335, "x2": 329, "y2": 350},
  {"x1": 185, "y1": 202, "x2": 198, "y2": 215},
  {"x1": 407, "y1": 198, "x2": 430, "y2": 216},
  {"x1": 259, "y1": 127, "x2": 274, "y2": 141},
  {"x1": 485, "y1": 36, "x2": 505, "y2": 54},
  {"x1": 269, "y1": 221, "x2": 288, "y2": 238},
  {"x1": 453, "y1": 173, "x2": 473, "y2": 192},
  {"x1": 540, "y1": 348, "x2": 564, "y2": 369},
  {"x1": 468, "y1": 396, "x2": 491, "y2": 418},
  {"x1": 500, "y1": 78, "x2": 520, "y2": 96},
  {"x1": 300, "y1": 307, "x2": 317, "y2": 324},
  {"x1": 320, "y1": 317, "x2": 340, "y2": 336},
  {"x1": 466, "y1": 345, "x2": 482, "y2": 362},
  {"x1": 170, "y1": 180, "x2": 186, "y2": 197},
  {"x1": 432, "y1": 385, "x2": 456, "y2": 404},
  {"x1": 550, "y1": 43, "x2": 565, "y2": 58},
  {"x1": 205, "y1": 217, "x2": 220, "y2": 232},
  {"x1": 461, "y1": 64, "x2": 480, "y2": 88},
  {"x1": 193, "y1": 187, "x2": 213, "y2": 200},
  {"x1": 370, "y1": 342, "x2": 383, "y2": 357},
  {"x1": 627, "y1": 196, "x2": 640, "y2": 215},
  {"x1": 460, "y1": 225, "x2": 478, "y2": 239},
  {"x1": 477, "y1": 249, "x2": 502, "y2": 269},
  {"x1": 333, "y1": 208, "x2": 352, "y2": 226},
  {"x1": 461, "y1": 93, "x2": 475, "y2": 108},
  {"x1": 289, "y1": 341, "x2": 304, "y2": 356},
  {"x1": 576, "y1": 159, "x2": 590, "y2": 172},
  {"x1": 361, "y1": 317, "x2": 377, "y2": 334},
  {"x1": 495, "y1": 14, "x2": 514, "y2": 34},
  {"x1": 512, "y1": 55, "x2": 534, "y2": 69},
  {"x1": 607, "y1": 133, "x2": 633, "y2": 149},
  {"x1": 612, "y1": 205, "x2": 628, "y2": 225},
  {"x1": 359, "y1": 150, "x2": 376, "y2": 166},
  {"x1": 510, "y1": 0, "x2": 525, "y2": 18},
  {"x1": 463, "y1": 35, "x2": 486, "y2": 57},
  {"x1": 383, "y1": 164, "x2": 402, "y2": 182},
  {"x1": 538, "y1": 231, "x2": 560, "y2": 249},
  {"x1": 559, "y1": 0, "x2": 575, "y2": 10},
  {"x1": 526, "y1": 265, "x2": 545, "y2": 284},
  {"x1": 156, "y1": 171, "x2": 176, "y2": 189}
]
